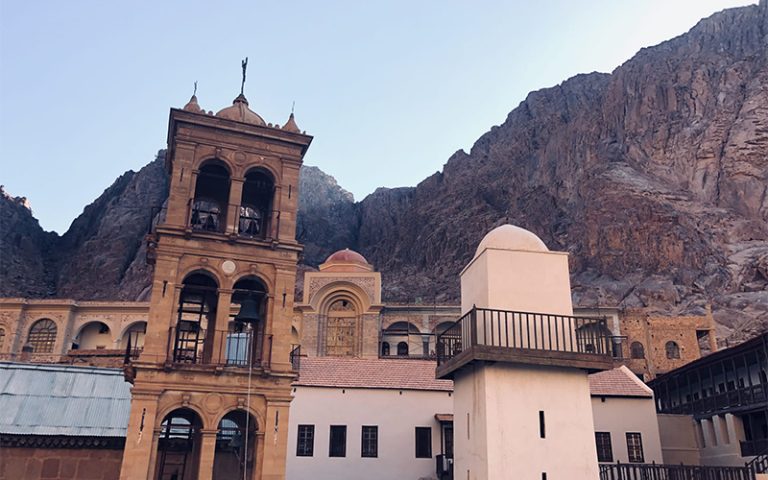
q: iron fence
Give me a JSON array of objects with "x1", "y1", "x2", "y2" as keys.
[{"x1": 599, "y1": 462, "x2": 756, "y2": 480}]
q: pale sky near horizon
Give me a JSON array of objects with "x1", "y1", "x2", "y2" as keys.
[{"x1": 0, "y1": 0, "x2": 756, "y2": 234}]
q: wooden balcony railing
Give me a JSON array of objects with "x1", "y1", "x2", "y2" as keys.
[
  {"x1": 435, "y1": 306, "x2": 617, "y2": 377},
  {"x1": 658, "y1": 384, "x2": 767, "y2": 416}
]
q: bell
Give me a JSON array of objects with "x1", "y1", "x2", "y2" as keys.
[{"x1": 235, "y1": 295, "x2": 261, "y2": 325}]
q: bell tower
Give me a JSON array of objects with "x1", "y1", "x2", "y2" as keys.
[{"x1": 120, "y1": 75, "x2": 311, "y2": 480}]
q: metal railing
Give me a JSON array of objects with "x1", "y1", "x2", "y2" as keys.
[
  {"x1": 123, "y1": 330, "x2": 144, "y2": 365},
  {"x1": 167, "y1": 327, "x2": 270, "y2": 368},
  {"x1": 746, "y1": 447, "x2": 768, "y2": 474},
  {"x1": 436, "y1": 306, "x2": 617, "y2": 365},
  {"x1": 190, "y1": 206, "x2": 224, "y2": 232},
  {"x1": 743, "y1": 439, "x2": 768, "y2": 460},
  {"x1": 599, "y1": 462, "x2": 756, "y2": 480},
  {"x1": 290, "y1": 345, "x2": 301, "y2": 372}
]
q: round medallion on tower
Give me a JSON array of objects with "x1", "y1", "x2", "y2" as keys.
[
  {"x1": 215, "y1": 94, "x2": 266, "y2": 126},
  {"x1": 320, "y1": 248, "x2": 373, "y2": 272},
  {"x1": 474, "y1": 224, "x2": 549, "y2": 259}
]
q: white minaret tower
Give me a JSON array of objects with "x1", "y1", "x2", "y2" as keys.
[{"x1": 436, "y1": 225, "x2": 614, "y2": 479}]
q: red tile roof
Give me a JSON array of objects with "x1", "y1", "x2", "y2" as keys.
[
  {"x1": 588, "y1": 365, "x2": 653, "y2": 398},
  {"x1": 296, "y1": 358, "x2": 652, "y2": 399},
  {"x1": 295, "y1": 357, "x2": 453, "y2": 392}
]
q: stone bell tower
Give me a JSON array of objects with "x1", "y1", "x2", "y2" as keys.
[
  {"x1": 120, "y1": 76, "x2": 311, "y2": 480},
  {"x1": 436, "y1": 225, "x2": 615, "y2": 480}
]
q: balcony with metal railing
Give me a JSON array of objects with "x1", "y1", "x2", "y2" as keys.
[
  {"x1": 165, "y1": 326, "x2": 273, "y2": 371},
  {"x1": 435, "y1": 306, "x2": 618, "y2": 379}
]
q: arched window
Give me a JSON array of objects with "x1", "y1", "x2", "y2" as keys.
[
  {"x1": 381, "y1": 342, "x2": 390, "y2": 356},
  {"x1": 324, "y1": 298, "x2": 358, "y2": 357},
  {"x1": 28, "y1": 319, "x2": 57, "y2": 353},
  {"x1": 666, "y1": 341, "x2": 681, "y2": 359},
  {"x1": 156, "y1": 408, "x2": 202, "y2": 480},
  {"x1": 239, "y1": 169, "x2": 274, "y2": 238},
  {"x1": 0, "y1": 327, "x2": 5, "y2": 351},
  {"x1": 630, "y1": 342, "x2": 645, "y2": 359},
  {"x1": 213, "y1": 410, "x2": 257, "y2": 479},
  {"x1": 397, "y1": 341, "x2": 409, "y2": 356},
  {"x1": 191, "y1": 162, "x2": 230, "y2": 233},
  {"x1": 174, "y1": 273, "x2": 218, "y2": 363}
]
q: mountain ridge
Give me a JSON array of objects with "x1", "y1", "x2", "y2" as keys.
[{"x1": 2, "y1": 2, "x2": 767, "y2": 342}]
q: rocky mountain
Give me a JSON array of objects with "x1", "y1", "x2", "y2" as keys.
[
  {"x1": 0, "y1": 153, "x2": 169, "y2": 301},
  {"x1": 2, "y1": 2, "x2": 767, "y2": 341}
]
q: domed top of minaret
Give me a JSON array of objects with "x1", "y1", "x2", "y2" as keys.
[
  {"x1": 182, "y1": 95, "x2": 203, "y2": 113},
  {"x1": 215, "y1": 93, "x2": 266, "y2": 126},
  {"x1": 474, "y1": 224, "x2": 549, "y2": 258},
  {"x1": 282, "y1": 112, "x2": 301, "y2": 133}
]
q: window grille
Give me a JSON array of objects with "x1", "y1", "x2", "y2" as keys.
[
  {"x1": 28, "y1": 319, "x2": 57, "y2": 353},
  {"x1": 595, "y1": 432, "x2": 613, "y2": 462},
  {"x1": 626, "y1": 432, "x2": 644, "y2": 463},
  {"x1": 361, "y1": 426, "x2": 378, "y2": 458},
  {"x1": 415, "y1": 427, "x2": 432, "y2": 458},
  {"x1": 296, "y1": 425, "x2": 314, "y2": 457},
  {"x1": 329, "y1": 425, "x2": 347, "y2": 457}
]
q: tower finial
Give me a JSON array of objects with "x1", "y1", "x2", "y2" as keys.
[
  {"x1": 291, "y1": 100, "x2": 295, "y2": 115},
  {"x1": 240, "y1": 57, "x2": 248, "y2": 95},
  {"x1": 193, "y1": 81, "x2": 197, "y2": 97}
]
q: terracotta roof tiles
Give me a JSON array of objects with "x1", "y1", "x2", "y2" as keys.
[
  {"x1": 588, "y1": 365, "x2": 653, "y2": 398},
  {"x1": 295, "y1": 357, "x2": 453, "y2": 392},
  {"x1": 297, "y1": 358, "x2": 653, "y2": 399}
]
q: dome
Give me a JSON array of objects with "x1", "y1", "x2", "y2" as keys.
[
  {"x1": 215, "y1": 94, "x2": 266, "y2": 126},
  {"x1": 325, "y1": 248, "x2": 369, "y2": 265},
  {"x1": 474, "y1": 224, "x2": 549, "y2": 258}
]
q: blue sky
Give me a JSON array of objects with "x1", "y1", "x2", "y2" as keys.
[{"x1": 0, "y1": 0, "x2": 755, "y2": 233}]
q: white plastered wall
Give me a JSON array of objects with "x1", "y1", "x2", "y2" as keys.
[
  {"x1": 454, "y1": 233, "x2": 601, "y2": 480},
  {"x1": 591, "y1": 396, "x2": 664, "y2": 464},
  {"x1": 286, "y1": 386, "x2": 452, "y2": 480}
]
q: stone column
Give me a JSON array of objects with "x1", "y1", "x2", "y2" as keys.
[
  {"x1": 253, "y1": 431, "x2": 266, "y2": 480},
  {"x1": 197, "y1": 429, "x2": 219, "y2": 480},
  {"x1": 208, "y1": 289, "x2": 233, "y2": 364},
  {"x1": 166, "y1": 142, "x2": 197, "y2": 228},
  {"x1": 227, "y1": 178, "x2": 244, "y2": 235},
  {"x1": 119, "y1": 392, "x2": 159, "y2": 480},
  {"x1": 259, "y1": 398, "x2": 292, "y2": 480}
]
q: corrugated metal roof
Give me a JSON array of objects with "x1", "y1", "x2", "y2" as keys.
[{"x1": 0, "y1": 362, "x2": 131, "y2": 437}]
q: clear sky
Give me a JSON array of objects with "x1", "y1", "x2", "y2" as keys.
[{"x1": 0, "y1": 0, "x2": 756, "y2": 234}]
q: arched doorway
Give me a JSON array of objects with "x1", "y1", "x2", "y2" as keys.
[
  {"x1": 213, "y1": 410, "x2": 257, "y2": 480},
  {"x1": 155, "y1": 408, "x2": 202, "y2": 480}
]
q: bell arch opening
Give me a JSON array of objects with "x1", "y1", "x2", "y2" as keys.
[
  {"x1": 191, "y1": 161, "x2": 231, "y2": 233},
  {"x1": 239, "y1": 168, "x2": 275, "y2": 239},
  {"x1": 174, "y1": 272, "x2": 218, "y2": 364},
  {"x1": 226, "y1": 277, "x2": 268, "y2": 367}
]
